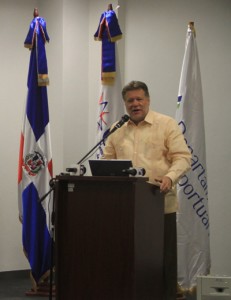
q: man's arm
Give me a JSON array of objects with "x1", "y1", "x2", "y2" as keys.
[{"x1": 164, "y1": 119, "x2": 192, "y2": 184}]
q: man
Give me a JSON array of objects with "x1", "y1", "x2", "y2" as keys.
[{"x1": 102, "y1": 80, "x2": 191, "y2": 300}]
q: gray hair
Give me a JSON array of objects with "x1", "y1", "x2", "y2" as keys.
[{"x1": 122, "y1": 81, "x2": 150, "y2": 100}]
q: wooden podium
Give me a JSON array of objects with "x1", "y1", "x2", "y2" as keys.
[{"x1": 55, "y1": 175, "x2": 164, "y2": 300}]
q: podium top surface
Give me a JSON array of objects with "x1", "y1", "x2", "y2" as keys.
[{"x1": 56, "y1": 175, "x2": 149, "y2": 183}]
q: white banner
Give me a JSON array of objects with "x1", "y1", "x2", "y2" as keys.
[{"x1": 176, "y1": 22, "x2": 211, "y2": 293}]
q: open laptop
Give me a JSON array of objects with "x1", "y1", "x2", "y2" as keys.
[{"x1": 89, "y1": 159, "x2": 133, "y2": 176}]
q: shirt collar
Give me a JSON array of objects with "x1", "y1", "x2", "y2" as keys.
[
  {"x1": 143, "y1": 110, "x2": 153, "y2": 124},
  {"x1": 127, "y1": 110, "x2": 153, "y2": 126}
]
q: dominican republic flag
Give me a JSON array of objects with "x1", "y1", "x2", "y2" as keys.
[
  {"x1": 94, "y1": 6, "x2": 122, "y2": 85},
  {"x1": 18, "y1": 15, "x2": 53, "y2": 288},
  {"x1": 94, "y1": 7, "x2": 124, "y2": 159},
  {"x1": 176, "y1": 22, "x2": 210, "y2": 294}
]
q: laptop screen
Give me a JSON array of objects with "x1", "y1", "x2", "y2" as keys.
[{"x1": 89, "y1": 159, "x2": 133, "y2": 176}]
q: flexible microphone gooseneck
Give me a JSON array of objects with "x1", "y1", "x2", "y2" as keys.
[
  {"x1": 109, "y1": 114, "x2": 130, "y2": 134},
  {"x1": 76, "y1": 114, "x2": 130, "y2": 165}
]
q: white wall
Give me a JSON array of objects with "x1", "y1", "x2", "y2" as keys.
[
  {"x1": 0, "y1": 0, "x2": 231, "y2": 277},
  {"x1": 0, "y1": 0, "x2": 38, "y2": 271},
  {"x1": 62, "y1": 0, "x2": 90, "y2": 168}
]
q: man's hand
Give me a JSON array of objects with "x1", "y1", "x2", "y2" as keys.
[{"x1": 155, "y1": 176, "x2": 172, "y2": 193}]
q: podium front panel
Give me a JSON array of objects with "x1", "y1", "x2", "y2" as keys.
[{"x1": 55, "y1": 176, "x2": 164, "y2": 300}]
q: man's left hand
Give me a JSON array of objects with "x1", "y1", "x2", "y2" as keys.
[{"x1": 156, "y1": 176, "x2": 172, "y2": 193}]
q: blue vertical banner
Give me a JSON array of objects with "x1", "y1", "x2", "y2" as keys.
[
  {"x1": 18, "y1": 9, "x2": 53, "y2": 291},
  {"x1": 94, "y1": 5, "x2": 124, "y2": 158},
  {"x1": 176, "y1": 22, "x2": 210, "y2": 295}
]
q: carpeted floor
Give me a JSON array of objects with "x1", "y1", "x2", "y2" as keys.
[
  {"x1": 0, "y1": 269, "x2": 191, "y2": 299},
  {"x1": 0, "y1": 270, "x2": 54, "y2": 300}
]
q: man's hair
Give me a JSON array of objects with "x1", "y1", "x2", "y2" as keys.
[{"x1": 122, "y1": 81, "x2": 150, "y2": 100}]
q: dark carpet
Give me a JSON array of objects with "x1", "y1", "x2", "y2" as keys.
[{"x1": 0, "y1": 270, "x2": 54, "y2": 300}]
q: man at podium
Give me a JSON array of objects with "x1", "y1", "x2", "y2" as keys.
[{"x1": 102, "y1": 80, "x2": 191, "y2": 300}]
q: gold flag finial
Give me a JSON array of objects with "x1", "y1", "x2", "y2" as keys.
[
  {"x1": 108, "y1": 4, "x2": 113, "y2": 11},
  {"x1": 33, "y1": 8, "x2": 39, "y2": 17},
  {"x1": 188, "y1": 21, "x2": 196, "y2": 36}
]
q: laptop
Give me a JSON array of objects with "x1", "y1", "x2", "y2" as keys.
[{"x1": 89, "y1": 159, "x2": 133, "y2": 176}]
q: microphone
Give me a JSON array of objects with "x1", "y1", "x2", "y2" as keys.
[
  {"x1": 110, "y1": 114, "x2": 130, "y2": 134},
  {"x1": 66, "y1": 164, "x2": 86, "y2": 176},
  {"x1": 122, "y1": 167, "x2": 146, "y2": 177}
]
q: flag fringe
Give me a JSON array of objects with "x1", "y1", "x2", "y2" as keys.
[
  {"x1": 38, "y1": 74, "x2": 49, "y2": 86},
  {"x1": 177, "y1": 282, "x2": 197, "y2": 296},
  {"x1": 25, "y1": 269, "x2": 55, "y2": 296}
]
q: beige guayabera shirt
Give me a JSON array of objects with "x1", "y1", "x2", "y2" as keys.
[{"x1": 103, "y1": 110, "x2": 192, "y2": 214}]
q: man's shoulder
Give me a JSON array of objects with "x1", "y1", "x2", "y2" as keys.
[{"x1": 148, "y1": 110, "x2": 176, "y2": 123}]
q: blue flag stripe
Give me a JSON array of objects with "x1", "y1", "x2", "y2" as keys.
[
  {"x1": 22, "y1": 183, "x2": 52, "y2": 282},
  {"x1": 26, "y1": 49, "x2": 49, "y2": 141}
]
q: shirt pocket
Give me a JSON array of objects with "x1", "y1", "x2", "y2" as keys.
[
  {"x1": 143, "y1": 138, "x2": 167, "y2": 160},
  {"x1": 114, "y1": 140, "x2": 132, "y2": 159}
]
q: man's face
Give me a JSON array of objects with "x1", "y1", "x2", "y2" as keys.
[{"x1": 124, "y1": 88, "x2": 150, "y2": 124}]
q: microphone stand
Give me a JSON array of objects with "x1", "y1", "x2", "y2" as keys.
[
  {"x1": 39, "y1": 179, "x2": 57, "y2": 300},
  {"x1": 77, "y1": 130, "x2": 109, "y2": 164}
]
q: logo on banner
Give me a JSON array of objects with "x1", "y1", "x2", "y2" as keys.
[{"x1": 97, "y1": 91, "x2": 109, "y2": 132}]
